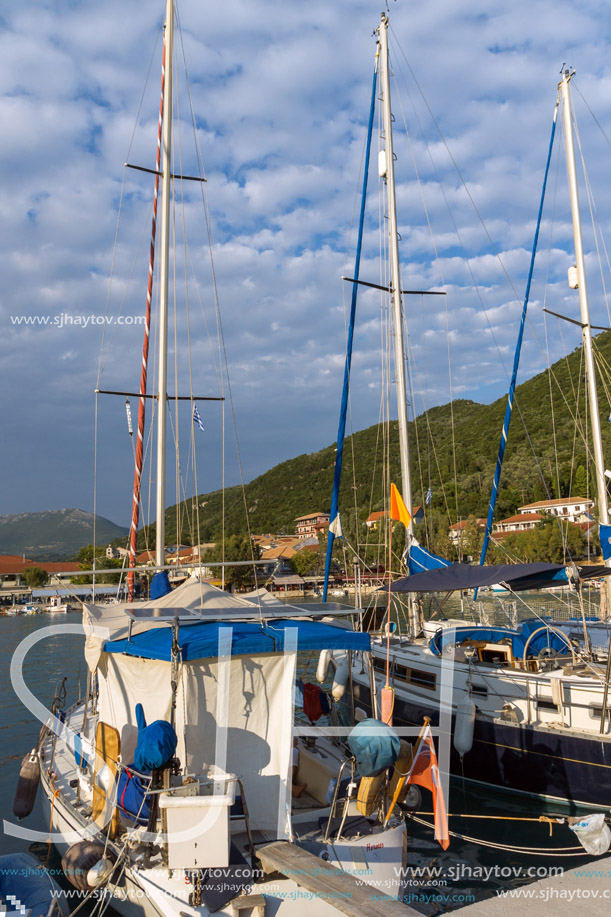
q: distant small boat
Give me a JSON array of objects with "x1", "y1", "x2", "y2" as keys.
[
  {"x1": 23, "y1": 603, "x2": 41, "y2": 615},
  {"x1": 45, "y1": 596, "x2": 68, "y2": 614}
]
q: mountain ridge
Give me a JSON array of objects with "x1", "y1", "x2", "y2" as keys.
[{"x1": 0, "y1": 508, "x2": 128, "y2": 561}]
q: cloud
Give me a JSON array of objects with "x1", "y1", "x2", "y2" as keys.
[{"x1": 1, "y1": 0, "x2": 611, "y2": 526}]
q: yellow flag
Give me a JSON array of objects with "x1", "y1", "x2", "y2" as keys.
[{"x1": 390, "y1": 482, "x2": 411, "y2": 527}]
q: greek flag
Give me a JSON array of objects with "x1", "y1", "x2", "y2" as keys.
[
  {"x1": 329, "y1": 513, "x2": 343, "y2": 538},
  {"x1": 426, "y1": 487, "x2": 433, "y2": 505},
  {"x1": 193, "y1": 404, "x2": 205, "y2": 432}
]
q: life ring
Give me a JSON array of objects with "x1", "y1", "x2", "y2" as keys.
[{"x1": 402, "y1": 785, "x2": 422, "y2": 811}]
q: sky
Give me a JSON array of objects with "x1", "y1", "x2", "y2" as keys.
[{"x1": 3, "y1": 0, "x2": 611, "y2": 529}]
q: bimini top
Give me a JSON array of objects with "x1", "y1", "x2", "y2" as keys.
[
  {"x1": 389, "y1": 562, "x2": 611, "y2": 594},
  {"x1": 104, "y1": 618, "x2": 370, "y2": 662}
]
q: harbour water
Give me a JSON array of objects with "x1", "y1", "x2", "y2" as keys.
[{"x1": 0, "y1": 608, "x2": 601, "y2": 913}]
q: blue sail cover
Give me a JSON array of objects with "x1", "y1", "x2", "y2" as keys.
[
  {"x1": 105, "y1": 619, "x2": 371, "y2": 662},
  {"x1": 600, "y1": 524, "x2": 611, "y2": 561},
  {"x1": 323, "y1": 65, "x2": 378, "y2": 601},
  {"x1": 389, "y1": 561, "x2": 611, "y2": 594},
  {"x1": 407, "y1": 540, "x2": 452, "y2": 575},
  {"x1": 478, "y1": 107, "x2": 558, "y2": 572}
]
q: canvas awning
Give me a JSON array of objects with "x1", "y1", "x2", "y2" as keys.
[
  {"x1": 389, "y1": 562, "x2": 611, "y2": 594},
  {"x1": 105, "y1": 618, "x2": 371, "y2": 662}
]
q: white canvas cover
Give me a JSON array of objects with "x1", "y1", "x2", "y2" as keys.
[
  {"x1": 97, "y1": 646, "x2": 295, "y2": 835},
  {"x1": 83, "y1": 575, "x2": 282, "y2": 671}
]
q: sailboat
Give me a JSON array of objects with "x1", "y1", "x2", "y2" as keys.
[
  {"x1": 326, "y1": 17, "x2": 611, "y2": 812},
  {"x1": 14, "y1": 4, "x2": 415, "y2": 914}
]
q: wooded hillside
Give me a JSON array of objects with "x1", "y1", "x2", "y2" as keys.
[{"x1": 136, "y1": 329, "x2": 611, "y2": 559}]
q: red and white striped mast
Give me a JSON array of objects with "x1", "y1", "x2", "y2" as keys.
[{"x1": 127, "y1": 0, "x2": 173, "y2": 596}]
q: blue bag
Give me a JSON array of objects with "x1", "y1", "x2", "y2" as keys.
[
  {"x1": 348, "y1": 718, "x2": 400, "y2": 777},
  {"x1": 133, "y1": 703, "x2": 177, "y2": 771},
  {"x1": 117, "y1": 766, "x2": 151, "y2": 823}
]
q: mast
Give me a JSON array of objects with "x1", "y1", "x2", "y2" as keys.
[
  {"x1": 559, "y1": 71, "x2": 611, "y2": 579},
  {"x1": 379, "y1": 14, "x2": 418, "y2": 634},
  {"x1": 127, "y1": 35, "x2": 166, "y2": 599},
  {"x1": 155, "y1": 0, "x2": 174, "y2": 568},
  {"x1": 378, "y1": 15, "x2": 413, "y2": 528}
]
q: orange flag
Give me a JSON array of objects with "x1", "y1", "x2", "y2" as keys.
[
  {"x1": 390, "y1": 482, "x2": 411, "y2": 527},
  {"x1": 406, "y1": 724, "x2": 449, "y2": 849}
]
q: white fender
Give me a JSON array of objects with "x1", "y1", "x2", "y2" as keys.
[
  {"x1": 331, "y1": 649, "x2": 349, "y2": 700},
  {"x1": 453, "y1": 697, "x2": 476, "y2": 758},
  {"x1": 316, "y1": 649, "x2": 332, "y2": 684}
]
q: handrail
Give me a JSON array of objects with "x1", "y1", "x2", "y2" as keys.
[{"x1": 322, "y1": 756, "x2": 355, "y2": 843}]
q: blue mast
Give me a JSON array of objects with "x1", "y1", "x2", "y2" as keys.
[
  {"x1": 476, "y1": 100, "x2": 559, "y2": 582},
  {"x1": 322, "y1": 67, "x2": 377, "y2": 601}
]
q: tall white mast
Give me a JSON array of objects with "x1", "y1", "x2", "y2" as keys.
[
  {"x1": 155, "y1": 0, "x2": 174, "y2": 568},
  {"x1": 378, "y1": 14, "x2": 414, "y2": 537},
  {"x1": 379, "y1": 15, "x2": 418, "y2": 635},
  {"x1": 559, "y1": 71, "x2": 611, "y2": 581}
]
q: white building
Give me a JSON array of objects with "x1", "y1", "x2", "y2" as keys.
[{"x1": 517, "y1": 497, "x2": 594, "y2": 523}]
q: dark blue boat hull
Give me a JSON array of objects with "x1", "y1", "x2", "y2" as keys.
[{"x1": 351, "y1": 681, "x2": 611, "y2": 812}]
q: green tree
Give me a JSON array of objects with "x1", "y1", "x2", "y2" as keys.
[
  {"x1": 290, "y1": 550, "x2": 320, "y2": 577},
  {"x1": 461, "y1": 515, "x2": 483, "y2": 563},
  {"x1": 21, "y1": 566, "x2": 48, "y2": 588},
  {"x1": 490, "y1": 519, "x2": 585, "y2": 565},
  {"x1": 573, "y1": 464, "x2": 588, "y2": 496},
  {"x1": 73, "y1": 544, "x2": 123, "y2": 585},
  {"x1": 203, "y1": 536, "x2": 258, "y2": 589}
]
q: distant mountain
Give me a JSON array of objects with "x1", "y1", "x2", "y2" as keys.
[{"x1": 0, "y1": 508, "x2": 128, "y2": 561}]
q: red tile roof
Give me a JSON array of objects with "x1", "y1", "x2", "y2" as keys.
[
  {"x1": 518, "y1": 497, "x2": 593, "y2": 510},
  {"x1": 497, "y1": 513, "x2": 544, "y2": 525},
  {"x1": 366, "y1": 511, "x2": 387, "y2": 523},
  {"x1": 0, "y1": 556, "x2": 75, "y2": 575}
]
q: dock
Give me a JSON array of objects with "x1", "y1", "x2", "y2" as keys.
[
  {"x1": 256, "y1": 841, "x2": 416, "y2": 917},
  {"x1": 459, "y1": 851, "x2": 611, "y2": 915}
]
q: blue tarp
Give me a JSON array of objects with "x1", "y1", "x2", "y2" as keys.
[
  {"x1": 0, "y1": 853, "x2": 68, "y2": 917},
  {"x1": 105, "y1": 619, "x2": 371, "y2": 662},
  {"x1": 428, "y1": 623, "x2": 571, "y2": 658}
]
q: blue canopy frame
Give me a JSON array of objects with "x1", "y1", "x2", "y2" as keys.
[{"x1": 105, "y1": 619, "x2": 371, "y2": 662}]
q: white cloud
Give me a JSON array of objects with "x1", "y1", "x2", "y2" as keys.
[{"x1": 1, "y1": 0, "x2": 611, "y2": 523}]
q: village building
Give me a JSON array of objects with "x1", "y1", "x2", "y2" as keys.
[
  {"x1": 493, "y1": 513, "x2": 545, "y2": 535},
  {"x1": 106, "y1": 545, "x2": 128, "y2": 559},
  {"x1": 0, "y1": 555, "x2": 75, "y2": 587},
  {"x1": 517, "y1": 497, "x2": 594, "y2": 523},
  {"x1": 295, "y1": 512, "x2": 330, "y2": 539},
  {"x1": 448, "y1": 518, "x2": 486, "y2": 544}
]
